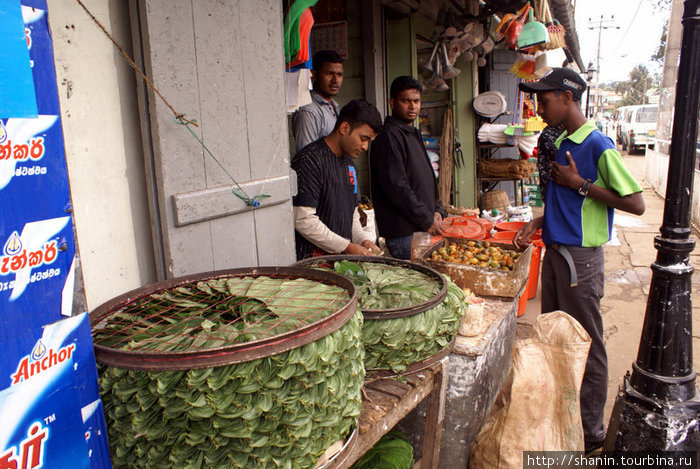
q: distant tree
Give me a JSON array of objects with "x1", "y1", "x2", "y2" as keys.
[
  {"x1": 652, "y1": 23, "x2": 667, "y2": 63},
  {"x1": 648, "y1": 0, "x2": 671, "y2": 9},
  {"x1": 615, "y1": 65, "x2": 656, "y2": 106}
]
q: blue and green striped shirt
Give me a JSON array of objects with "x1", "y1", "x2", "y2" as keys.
[{"x1": 543, "y1": 121, "x2": 642, "y2": 247}]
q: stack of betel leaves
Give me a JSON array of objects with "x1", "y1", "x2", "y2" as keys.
[
  {"x1": 299, "y1": 258, "x2": 468, "y2": 373},
  {"x1": 92, "y1": 273, "x2": 365, "y2": 469}
]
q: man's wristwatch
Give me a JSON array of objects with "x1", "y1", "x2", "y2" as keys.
[{"x1": 578, "y1": 178, "x2": 593, "y2": 197}]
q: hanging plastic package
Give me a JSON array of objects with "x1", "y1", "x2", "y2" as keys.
[{"x1": 283, "y1": 0, "x2": 319, "y2": 65}]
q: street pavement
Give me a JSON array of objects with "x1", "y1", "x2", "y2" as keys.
[{"x1": 517, "y1": 150, "x2": 700, "y2": 426}]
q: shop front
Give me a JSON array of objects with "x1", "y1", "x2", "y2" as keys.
[{"x1": 1, "y1": 0, "x2": 589, "y2": 467}]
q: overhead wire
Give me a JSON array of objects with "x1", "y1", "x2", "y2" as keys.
[{"x1": 610, "y1": 0, "x2": 644, "y2": 54}]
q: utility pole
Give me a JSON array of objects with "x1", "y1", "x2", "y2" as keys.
[
  {"x1": 587, "y1": 16, "x2": 619, "y2": 118},
  {"x1": 605, "y1": 0, "x2": 700, "y2": 451}
]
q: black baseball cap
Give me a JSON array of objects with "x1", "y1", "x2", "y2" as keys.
[{"x1": 519, "y1": 67, "x2": 586, "y2": 101}]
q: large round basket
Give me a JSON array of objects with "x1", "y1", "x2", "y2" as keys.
[
  {"x1": 91, "y1": 267, "x2": 363, "y2": 469},
  {"x1": 479, "y1": 189, "x2": 510, "y2": 213},
  {"x1": 292, "y1": 256, "x2": 466, "y2": 373}
]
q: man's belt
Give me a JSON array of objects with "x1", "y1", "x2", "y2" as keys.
[{"x1": 549, "y1": 244, "x2": 578, "y2": 287}]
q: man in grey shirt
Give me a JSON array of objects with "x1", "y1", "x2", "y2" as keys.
[{"x1": 292, "y1": 50, "x2": 343, "y2": 153}]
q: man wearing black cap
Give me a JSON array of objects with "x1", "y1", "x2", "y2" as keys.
[{"x1": 514, "y1": 67, "x2": 645, "y2": 453}]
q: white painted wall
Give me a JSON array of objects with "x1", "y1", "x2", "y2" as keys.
[
  {"x1": 46, "y1": 0, "x2": 156, "y2": 310},
  {"x1": 645, "y1": 148, "x2": 700, "y2": 230}
]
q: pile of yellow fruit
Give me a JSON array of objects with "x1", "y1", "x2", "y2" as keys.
[{"x1": 429, "y1": 240, "x2": 521, "y2": 271}]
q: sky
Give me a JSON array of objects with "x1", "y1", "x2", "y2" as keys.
[{"x1": 573, "y1": 0, "x2": 670, "y2": 84}]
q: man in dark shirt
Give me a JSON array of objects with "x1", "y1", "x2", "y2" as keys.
[
  {"x1": 292, "y1": 100, "x2": 383, "y2": 260},
  {"x1": 370, "y1": 76, "x2": 443, "y2": 260}
]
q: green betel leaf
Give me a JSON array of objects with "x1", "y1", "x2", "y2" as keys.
[
  {"x1": 350, "y1": 431, "x2": 414, "y2": 469},
  {"x1": 334, "y1": 260, "x2": 366, "y2": 279},
  {"x1": 360, "y1": 276, "x2": 466, "y2": 373},
  {"x1": 98, "y1": 278, "x2": 363, "y2": 469}
]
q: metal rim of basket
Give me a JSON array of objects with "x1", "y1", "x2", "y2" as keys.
[
  {"x1": 292, "y1": 255, "x2": 448, "y2": 320},
  {"x1": 89, "y1": 266, "x2": 358, "y2": 371},
  {"x1": 363, "y1": 336, "x2": 456, "y2": 382},
  {"x1": 314, "y1": 425, "x2": 359, "y2": 469}
]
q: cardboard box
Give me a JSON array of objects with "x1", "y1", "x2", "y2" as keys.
[{"x1": 420, "y1": 237, "x2": 532, "y2": 298}]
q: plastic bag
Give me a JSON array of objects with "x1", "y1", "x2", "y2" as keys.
[{"x1": 469, "y1": 311, "x2": 591, "y2": 469}]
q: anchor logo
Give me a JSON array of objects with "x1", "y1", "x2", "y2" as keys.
[
  {"x1": 3, "y1": 231, "x2": 22, "y2": 257},
  {"x1": 0, "y1": 121, "x2": 7, "y2": 144},
  {"x1": 31, "y1": 340, "x2": 47, "y2": 361}
]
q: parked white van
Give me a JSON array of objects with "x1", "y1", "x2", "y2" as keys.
[
  {"x1": 614, "y1": 106, "x2": 630, "y2": 145},
  {"x1": 618, "y1": 104, "x2": 658, "y2": 153}
]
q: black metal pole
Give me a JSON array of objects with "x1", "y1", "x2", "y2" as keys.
[
  {"x1": 585, "y1": 85, "x2": 591, "y2": 118},
  {"x1": 606, "y1": 0, "x2": 700, "y2": 450}
]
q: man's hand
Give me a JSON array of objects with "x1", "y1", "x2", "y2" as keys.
[
  {"x1": 344, "y1": 242, "x2": 375, "y2": 256},
  {"x1": 553, "y1": 151, "x2": 645, "y2": 216},
  {"x1": 427, "y1": 212, "x2": 444, "y2": 236},
  {"x1": 513, "y1": 216, "x2": 543, "y2": 250},
  {"x1": 552, "y1": 151, "x2": 585, "y2": 190},
  {"x1": 360, "y1": 240, "x2": 382, "y2": 255}
]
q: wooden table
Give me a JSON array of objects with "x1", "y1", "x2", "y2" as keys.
[{"x1": 325, "y1": 355, "x2": 450, "y2": 469}]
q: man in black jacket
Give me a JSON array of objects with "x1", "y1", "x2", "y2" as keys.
[{"x1": 369, "y1": 76, "x2": 443, "y2": 259}]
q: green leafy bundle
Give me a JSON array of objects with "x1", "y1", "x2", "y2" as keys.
[
  {"x1": 320, "y1": 260, "x2": 466, "y2": 372},
  {"x1": 334, "y1": 261, "x2": 439, "y2": 310},
  {"x1": 350, "y1": 431, "x2": 414, "y2": 469},
  {"x1": 93, "y1": 276, "x2": 348, "y2": 351},
  {"x1": 362, "y1": 279, "x2": 466, "y2": 372},
  {"x1": 99, "y1": 310, "x2": 365, "y2": 469}
]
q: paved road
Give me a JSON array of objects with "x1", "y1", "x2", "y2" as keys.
[{"x1": 519, "y1": 150, "x2": 700, "y2": 426}]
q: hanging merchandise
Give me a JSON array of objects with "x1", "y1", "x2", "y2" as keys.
[
  {"x1": 285, "y1": 69, "x2": 312, "y2": 112},
  {"x1": 475, "y1": 34, "x2": 496, "y2": 61},
  {"x1": 496, "y1": 3, "x2": 530, "y2": 50},
  {"x1": 438, "y1": 108, "x2": 454, "y2": 206},
  {"x1": 504, "y1": 86, "x2": 528, "y2": 140},
  {"x1": 547, "y1": 20, "x2": 567, "y2": 50},
  {"x1": 422, "y1": 42, "x2": 439, "y2": 73},
  {"x1": 440, "y1": 42, "x2": 461, "y2": 79},
  {"x1": 521, "y1": 93, "x2": 536, "y2": 121},
  {"x1": 283, "y1": 0, "x2": 319, "y2": 65},
  {"x1": 510, "y1": 52, "x2": 549, "y2": 80},
  {"x1": 517, "y1": 4, "x2": 549, "y2": 51},
  {"x1": 504, "y1": 12, "x2": 525, "y2": 49},
  {"x1": 524, "y1": 89, "x2": 546, "y2": 131},
  {"x1": 426, "y1": 48, "x2": 449, "y2": 91},
  {"x1": 431, "y1": 6, "x2": 496, "y2": 68},
  {"x1": 446, "y1": 21, "x2": 480, "y2": 64},
  {"x1": 496, "y1": 12, "x2": 517, "y2": 42},
  {"x1": 510, "y1": 53, "x2": 536, "y2": 79},
  {"x1": 286, "y1": 8, "x2": 314, "y2": 69},
  {"x1": 525, "y1": 114, "x2": 546, "y2": 132},
  {"x1": 534, "y1": 0, "x2": 567, "y2": 50}
]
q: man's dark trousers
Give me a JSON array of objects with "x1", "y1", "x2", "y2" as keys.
[{"x1": 541, "y1": 245, "x2": 607, "y2": 450}]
